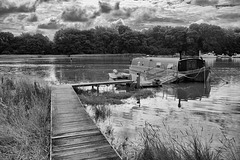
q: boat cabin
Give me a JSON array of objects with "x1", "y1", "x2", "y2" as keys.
[
  {"x1": 178, "y1": 58, "x2": 205, "y2": 72},
  {"x1": 130, "y1": 57, "x2": 175, "y2": 72}
]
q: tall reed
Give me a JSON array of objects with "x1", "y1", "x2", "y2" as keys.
[
  {"x1": 0, "y1": 77, "x2": 51, "y2": 160},
  {"x1": 135, "y1": 122, "x2": 239, "y2": 160}
]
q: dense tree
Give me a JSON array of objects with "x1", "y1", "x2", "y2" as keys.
[
  {"x1": 11, "y1": 33, "x2": 51, "y2": 54},
  {"x1": 0, "y1": 32, "x2": 14, "y2": 54},
  {"x1": 1, "y1": 23, "x2": 239, "y2": 55},
  {"x1": 94, "y1": 26, "x2": 119, "y2": 54},
  {"x1": 54, "y1": 28, "x2": 95, "y2": 55}
]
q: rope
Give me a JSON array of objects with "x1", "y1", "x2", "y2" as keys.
[
  {"x1": 180, "y1": 67, "x2": 205, "y2": 79},
  {"x1": 211, "y1": 69, "x2": 229, "y2": 84}
]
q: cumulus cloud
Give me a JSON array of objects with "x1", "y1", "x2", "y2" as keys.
[
  {"x1": 0, "y1": 0, "x2": 38, "y2": 14},
  {"x1": 17, "y1": 14, "x2": 28, "y2": 20},
  {"x1": 110, "y1": 18, "x2": 125, "y2": 28},
  {"x1": 38, "y1": 19, "x2": 61, "y2": 29},
  {"x1": 132, "y1": 7, "x2": 183, "y2": 24},
  {"x1": 191, "y1": 0, "x2": 219, "y2": 6},
  {"x1": 133, "y1": 7, "x2": 157, "y2": 22},
  {"x1": 99, "y1": 1, "x2": 112, "y2": 13},
  {"x1": 27, "y1": 13, "x2": 38, "y2": 22},
  {"x1": 61, "y1": 5, "x2": 99, "y2": 22},
  {"x1": 217, "y1": 13, "x2": 240, "y2": 19}
]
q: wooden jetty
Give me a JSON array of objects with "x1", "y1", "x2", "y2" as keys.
[
  {"x1": 51, "y1": 85, "x2": 121, "y2": 160},
  {"x1": 72, "y1": 79, "x2": 134, "y2": 88}
]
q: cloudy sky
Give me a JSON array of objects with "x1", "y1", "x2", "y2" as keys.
[{"x1": 0, "y1": 0, "x2": 240, "y2": 39}]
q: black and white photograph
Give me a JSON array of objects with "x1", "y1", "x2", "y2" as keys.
[{"x1": 0, "y1": 0, "x2": 240, "y2": 159}]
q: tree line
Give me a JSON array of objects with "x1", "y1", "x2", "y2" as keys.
[{"x1": 1, "y1": 23, "x2": 240, "y2": 56}]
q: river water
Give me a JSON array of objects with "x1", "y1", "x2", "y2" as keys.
[{"x1": 0, "y1": 56, "x2": 240, "y2": 158}]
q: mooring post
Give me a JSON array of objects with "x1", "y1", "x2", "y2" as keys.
[
  {"x1": 97, "y1": 85, "x2": 99, "y2": 93},
  {"x1": 137, "y1": 73, "x2": 140, "y2": 89}
]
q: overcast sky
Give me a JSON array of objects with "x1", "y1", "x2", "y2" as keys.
[{"x1": 0, "y1": 0, "x2": 240, "y2": 39}]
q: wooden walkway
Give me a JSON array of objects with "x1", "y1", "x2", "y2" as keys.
[
  {"x1": 51, "y1": 85, "x2": 121, "y2": 160},
  {"x1": 72, "y1": 80, "x2": 133, "y2": 88}
]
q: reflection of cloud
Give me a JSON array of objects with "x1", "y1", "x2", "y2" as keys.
[
  {"x1": 0, "y1": 0, "x2": 38, "y2": 14},
  {"x1": 38, "y1": 19, "x2": 61, "y2": 29}
]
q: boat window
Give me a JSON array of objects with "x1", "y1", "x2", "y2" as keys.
[
  {"x1": 187, "y1": 60, "x2": 197, "y2": 70},
  {"x1": 156, "y1": 62, "x2": 161, "y2": 68}
]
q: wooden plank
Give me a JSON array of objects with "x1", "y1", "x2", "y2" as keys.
[
  {"x1": 72, "y1": 80, "x2": 133, "y2": 87},
  {"x1": 51, "y1": 85, "x2": 121, "y2": 160}
]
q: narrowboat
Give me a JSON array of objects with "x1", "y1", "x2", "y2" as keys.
[
  {"x1": 200, "y1": 52, "x2": 217, "y2": 58},
  {"x1": 177, "y1": 57, "x2": 211, "y2": 82},
  {"x1": 109, "y1": 55, "x2": 210, "y2": 86}
]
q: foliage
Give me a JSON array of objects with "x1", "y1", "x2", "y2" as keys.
[
  {"x1": 0, "y1": 77, "x2": 51, "y2": 159},
  {"x1": 1, "y1": 23, "x2": 240, "y2": 55},
  {"x1": 0, "y1": 32, "x2": 14, "y2": 54}
]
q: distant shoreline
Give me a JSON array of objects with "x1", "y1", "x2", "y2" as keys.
[
  {"x1": 0, "y1": 53, "x2": 146, "y2": 59},
  {"x1": 0, "y1": 54, "x2": 178, "y2": 59}
]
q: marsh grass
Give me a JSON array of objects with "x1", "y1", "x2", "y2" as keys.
[
  {"x1": 76, "y1": 88, "x2": 154, "y2": 106},
  {"x1": 93, "y1": 105, "x2": 111, "y2": 122},
  {"x1": 135, "y1": 122, "x2": 239, "y2": 160},
  {"x1": 133, "y1": 89, "x2": 154, "y2": 99},
  {"x1": 0, "y1": 77, "x2": 51, "y2": 160}
]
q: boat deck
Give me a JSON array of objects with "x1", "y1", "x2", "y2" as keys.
[{"x1": 51, "y1": 85, "x2": 121, "y2": 160}]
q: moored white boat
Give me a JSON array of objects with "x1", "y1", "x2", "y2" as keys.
[
  {"x1": 217, "y1": 54, "x2": 231, "y2": 58},
  {"x1": 200, "y1": 52, "x2": 217, "y2": 58},
  {"x1": 232, "y1": 53, "x2": 240, "y2": 58},
  {"x1": 109, "y1": 55, "x2": 211, "y2": 86}
]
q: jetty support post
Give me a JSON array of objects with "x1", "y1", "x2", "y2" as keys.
[{"x1": 137, "y1": 73, "x2": 140, "y2": 89}]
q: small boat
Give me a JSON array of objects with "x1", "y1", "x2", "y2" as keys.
[
  {"x1": 109, "y1": 55, "x2": 210, "y2": 86},
  {"x1": 232, "y1": 53, "x2": 240, "y2": 58},
  {"x1": 108, "y1": 69, "x2": 131, "y2": 80},
  {"x1": 217, "y1": 54, "x2": 231, "y2": 58},
  {"x1": 200, "y1": 52, "x2": 217, "y2": 58}
]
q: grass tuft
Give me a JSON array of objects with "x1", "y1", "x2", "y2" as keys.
[
  {"x1": 0, "y1": 77, "x2": 51, "y2": 160},
  {"x1": 93, "y1": 105, "x2": 111, "y2": 122}
]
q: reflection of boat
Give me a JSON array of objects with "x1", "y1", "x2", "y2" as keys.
[
  {"x1": 175, "y1": 82, "x2": 211, "y2": 101},
  {"x1": 176, "y1": 82, "x2": 211, "y2": 108},
  {"x1": 109, "y1": 56, "x2": 210, "y2": 85}
]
